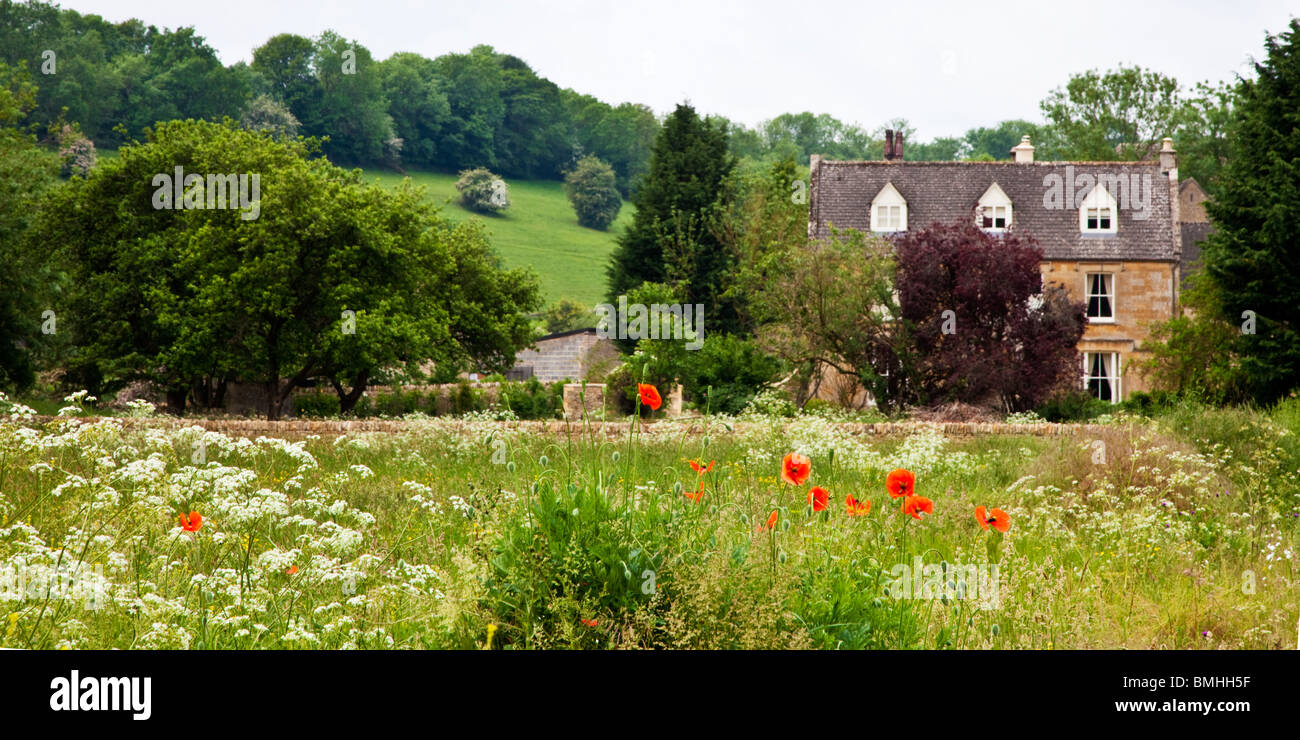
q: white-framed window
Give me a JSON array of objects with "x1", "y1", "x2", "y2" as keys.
[
  {"x1": 1080, "y1": 185, "x2": 1118, "y2": 234},
  {"x1": 871, "y1": 182, "x2": 907, "y2": 233},
  {"x1": 1082, "y1": 352, "x2": 1122, "y2": 402},
  {"x1": 976, "y1": 182, "x2": 1012, "y2": 232},
  {"x1": 1085, "y1": 273, "x2": 1114, "y2": 322}
]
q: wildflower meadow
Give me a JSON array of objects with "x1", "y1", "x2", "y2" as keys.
[{"x1": 2, "y1": 388, "x2": 1296, "y2": 650}]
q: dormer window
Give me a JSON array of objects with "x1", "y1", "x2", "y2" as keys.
[
  {"x1": 1080, "y1": 184, "x2": 1118, "y2": 234},
  {"x1": 871, "y1": 182, "x2": 907, "y2": 233},
  {"x1": 976, "y1": 182, "x2": 1012, "y2": 232}
]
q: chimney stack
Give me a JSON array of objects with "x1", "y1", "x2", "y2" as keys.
[
  {"x1": 1158, "y1": 137, "x2": 1178, "y2": 181},
  {"x1": 884, "y1": 130, "x2": 895, "y2": 160},
  {"x1": 895, "y1": 131, "x2": 904, "y2": 160},
  {"x1": 1010, "y1": 135, "x2": 1035, "y2": 163}
]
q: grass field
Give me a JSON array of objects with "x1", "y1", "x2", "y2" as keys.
[
  {"x1": 2, "y1": 392, "x2": 1296, "y2": 650},
  {"x1": 363, "y1": 169, "x2": 631, "y2": 308}
]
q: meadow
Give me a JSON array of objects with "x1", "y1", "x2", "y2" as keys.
[
  {"x1": 363, "y1": 169, "x2": 631, "y2": 307},
  {"x1": 1, "y1": 390, "x2": 1296, "y2": 650}
]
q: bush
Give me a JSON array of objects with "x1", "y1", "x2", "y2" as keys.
[
  {"x1": 455, "y1": 168, "x2": 510, "y2": 213},
  {"x1": 1035, "y1": 391, "x2": 1112, "y2": 422},
  {"x1": 679, "y1": 335, "x2": 784, "y2": 415},
  {"x1": 1119, "y1": 390, "x2": 1177, "y2": 417},
  {"x1": 544, "y1": 299, "x2": 591, "y2": 334},
  {"x1": 452, "y1": 381, "x2": 487, "y2": 415},
  {"x1": 563, "y1": 155, "x2": 622, "y2": 230},
  {"x1": 603, "y1": 363, "x2": 673, "y2": 417},
  {"x1": 742, "y1": 388, "x2": 797, "y2": 418},
  {"x1": 294, "y1": 393, "x2": 341, "y2": 418},
  {"x1": 498, "y1": 378, "x2": 564, "y2": 420}
]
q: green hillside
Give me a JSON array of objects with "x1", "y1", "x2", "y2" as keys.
[{"x1": 363, "y1": 169, "x2": 630, "y2": 308}]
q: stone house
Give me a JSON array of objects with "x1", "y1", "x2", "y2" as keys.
[
  {"x1": 808, "y1": 133, "x2": 1185, "y2": 403},
  {"x1": 510, "y1": 328, "x2": 617, "y2": 384}
]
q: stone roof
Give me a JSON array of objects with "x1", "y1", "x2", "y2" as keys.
[{"x1": 809, "y1": 160, "x2": 1179, "y2": 262}]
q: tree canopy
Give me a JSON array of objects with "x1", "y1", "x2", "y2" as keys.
[{"x1": 35, "y1": 119, "x2": 539, "y2": 416}]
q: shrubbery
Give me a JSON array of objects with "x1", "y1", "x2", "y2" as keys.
[
  {"x1": 563, "y1": 155, "x2": 622, "y2": 230},
  {"x1": 1034, "y1": 391, "x2": 1112, "y2": 422},
  {"x1": 293, "y1": 379, "x2": 562, "y2": 420},
  {"x1": 455, "y1": 168, "x2": 510, "y2": 213}
]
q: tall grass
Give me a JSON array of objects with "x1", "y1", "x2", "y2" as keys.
[{"x1": 0, "y1": 401, "x2": 1295, "y2": 649}]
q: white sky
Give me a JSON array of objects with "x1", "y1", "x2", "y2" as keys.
[{"x1": 61, "y1": 0, "x2": 1296, "y2": 140}]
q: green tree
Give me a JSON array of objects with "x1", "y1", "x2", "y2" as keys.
[
  {"x1": 310, "y1": 31, "x2": 397, "y2": 166},
  {"x1": 377, "y1": 52, "x2": 450, "y2": 168},
  {"x1": 748, "y1": 227, "x2": 906, "y2": 411},
  {"x1": 606, "y1": 102, "x2": 737, "y2": 332},
  {"x1": 37, "y1": 119, "x2": 538, "y2": 416},
  {"x1": 1201, "y1": 19, "x2": 1300, "y2": 403},
  {"x1": 1135, "y1": 274, "x2": 1249, "y2": 404},
  {"x1": 1040, "y1": 65, "x2": 1182, "y2": 160},
  {"x1": 962, "y1": 120, "x2": 1043, "y2": 160},
  {"x1": 432, "y1": 45, "x2": 505, "y2": 170},
  {"x1": 714, "y1": 154, "x2": 808, "y2": 333},
  {"x1": 563, "y1": 154, "x2": 622, "y2": 229},
  {"x1": 1173, "y1": 81, "x2": 1236, "y2": 195},
  {"x1": 251, "y1": 33, "x2": 319, "y2": 128},
  {"x1": 0, "y1": 60, "x2": 60, "y2": 391},
  {"x1": 565, "y1": 94, "x2": 658, "y2": 196}
]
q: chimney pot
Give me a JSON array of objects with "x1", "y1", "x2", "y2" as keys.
[
  {"x1": 1158, "y1": 137, "x2": 1177, "y2": 177},
  {"x1": 1010, "y1": 135, "x2": 1035, "y2": 163}
]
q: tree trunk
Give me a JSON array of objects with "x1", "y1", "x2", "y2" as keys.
[
  {"x1": 165, "y1": 388, "x2": 186, "y2": 416},
  {"x1": 332, "y1": 369, "x2": 370, "y2": 414}
]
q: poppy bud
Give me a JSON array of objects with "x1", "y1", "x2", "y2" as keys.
[
  {"x1": 991, "y1": 623, "x2": 1001, "y2": 636},
  {"x1": 538, "y1": 455, "x2": 549, "y2": 466},
  {"x1": 611, "y1": 451, "x2": 620, "y2": 462},
  {"x1": 882, "y1": 586, "x2": 892, "y2": 597},
  {"x1": 872, "y1": 598, "x2": 883, "y2": 608},
  {"x1": 739, "y1": 513, "x2": 749, "y2": 525},
  {"x1": 673, "y1": 481, "x2": 683, "y2": 495},
  {"x1": 777, "y1": 549, "x2": 788, "y2": 564},
  {"x1": 506, "y1": 462, "x2": 516, "y2": 473}
]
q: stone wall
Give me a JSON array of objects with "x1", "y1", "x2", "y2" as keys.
[{"x1": 26, "y1": 415, "x2": 1134, "y2": 440}]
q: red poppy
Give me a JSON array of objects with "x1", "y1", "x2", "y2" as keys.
[
  {"x1": 688, "y1": 459, "x2": 715, "y2": 475},
  {"x1": 886, "y1": 469, "x2": 916, "y2": 499},
  {"x1": 178, "y1": 511, "x2": 203, "y2": 532},
  {"x1": 684, "y1": 481, "x2": 704, "y2": 503},
  {"x1": 807, "y1": 486, "x2": 829, "y2": 512},
  {"x1": 975, "y1": 505, "x2": 1011, "y2": 533},
  {"x1": 637, "y1": 383, "x2": 662, "y2": 411},
  {"x1": 781, "y1": 453, "x2": 811, "y2": 486},
  {"x1": 901, "y1": 495, "x2": 934, "y2": 520},
  {"x1": 845, "y1": 494, "x2": 871, "y2": 517},
  {"x1": 285, "y1": 565, "x2": 299, "y2": 575},
  {"x1": 580, "y1": 618, "x2": 598, "y2": 627},
  {"x1": 758, "y1": 509, "x2": 779, "y2": 532}
]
